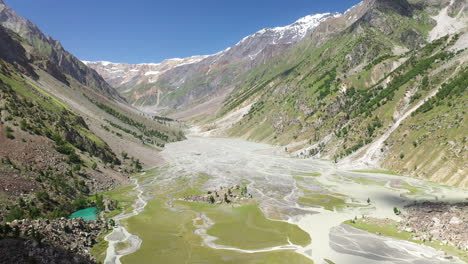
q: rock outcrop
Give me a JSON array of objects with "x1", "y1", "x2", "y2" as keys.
[
  {"x1": 0, "y1": 217, "x2": 111, "y2": 263},
  {"x1": 399, "y1": 202, "x2": 468, "y2": 250}
]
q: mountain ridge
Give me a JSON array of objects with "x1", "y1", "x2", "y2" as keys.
[
  {"x1": 85, "y1": 12, "x2": 337, "y2": 113},
  {"x1": 199, "y1": 0, "x2": 467, "y2": 187},
  {"x1": 0, "y1": 1, "x2": 122, "y2": 101}
]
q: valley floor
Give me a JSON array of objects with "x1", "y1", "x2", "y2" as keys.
[{"x1": 103, "y1": 133, "x2": 468, "y2": 264}]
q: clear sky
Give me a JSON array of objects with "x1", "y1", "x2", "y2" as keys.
[{"x1": 6, "y1": 0, "x2": 360, "y2": 64}]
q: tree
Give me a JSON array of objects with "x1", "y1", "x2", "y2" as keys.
[
  {"x1": 96, "y1": 194, "x2": 104, "y2": 211},
  {"x1": 224, "y1": 193, "x2": 230, "y2": 204},
  {"x1": 367, "y1": 198, "x2": 371, "y2": 204},
  {"x1": 135, "y1": 159, "x2": 142, "y2": 171},
  {"x1": 209, "y1": 195, "x2": 215, "y2": 204},
  {"x1": 72, "y1": 196, "x2": 88, "y2": 210},
  {"x1": 121, "y1": 152, "x2": 128, "y2": 159},
  {"x1": 393, "y1": 207, "x2": 400, "y2": 215},
  {"x1": 92, "y1": 162, "x2": 98, "y2": 170}
]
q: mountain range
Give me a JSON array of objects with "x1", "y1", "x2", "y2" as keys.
[
  {"x1": 85, "y1": 13, "x2": 337, "y2": 113},
  {"x1": 0, "y1": 0, "x2": 467, "y2": 262},
  {"x1": 86, "y1": 0, "x2": 467, "y2": 187}
]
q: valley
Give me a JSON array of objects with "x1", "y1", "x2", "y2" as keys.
[
  {"x1": 104, "y1": 134, "x2": 467, "y2": 264},
  {"x1": 0, "y1": 0, "x2": 467, "y2": 263}
]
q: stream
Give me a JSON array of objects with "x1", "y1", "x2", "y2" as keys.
[{"x1": 104, "y1": 136, "x2": 468, "y2": 264}]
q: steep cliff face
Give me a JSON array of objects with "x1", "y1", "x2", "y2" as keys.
[
  {"x1": 0, "y1": 1, "x2": 122, "y2": 100},
  {"x1": 85, "y1": 13, "x2": 337, "y2": 113}
]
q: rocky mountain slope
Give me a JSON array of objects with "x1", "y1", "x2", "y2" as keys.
[
  {"x1": 196, "y1": 0, "x2": 467, "y2": 187},
  {"x1": 82, "y1": 56, "x2": 208, "y2": 92},
  {"x1": 85, "y1": 13, "x2": 337, "y2": 114},
  {"x1": 0, "y1": 0, "x2": 183, "y2": 238},
  {"x1": 0, "y1": 0, "x2": 121, "y2": 101}
]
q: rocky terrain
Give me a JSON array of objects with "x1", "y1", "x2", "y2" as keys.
[
  {"x1": 82, "y1": 56, "x2": 208, "y2": 92},
  {"x1": 0, "y1": 0, "x2": 121, "y2": 101},
  {"x1": 0, "y1": 217, "x2": 110, "y2": 264},
  {"x1": 399, "y1": 202, "x2": 468, "y2": 250}
]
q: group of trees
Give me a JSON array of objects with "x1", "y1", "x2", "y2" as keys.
[
  {"x1": 416, "y1": 69, "x2": 467, "y2": 115},
  {"x1": 93, "y1": 100, "x2": 170, "y2": 143}
]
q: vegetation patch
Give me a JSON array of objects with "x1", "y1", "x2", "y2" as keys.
[
  {"x1": 90, "y1": 230, "x2": 111, "y2": 263},
  {"x1": 177, "y1": 201, "x2": 311, "y2": 250},
  {"x1": 122, "y1": 199, "x2": 312, "y2": 264},
  {"x1": 351, "y1": 170, "x2": 398, "y2": 175}
]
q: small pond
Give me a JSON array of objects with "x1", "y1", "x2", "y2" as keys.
[{"x1": 68, "y1": 207, "x2": 99, "y2": 221}]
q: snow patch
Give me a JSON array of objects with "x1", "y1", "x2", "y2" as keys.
[
  {"x1": 236, "y1": 13, "x2": 336, "y2": 47},
  {"x1": 144, "y1": 71, "x2": 160, "y2": 76}
]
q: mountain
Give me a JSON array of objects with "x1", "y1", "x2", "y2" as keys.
[
  {"x1": 0, "y1": 0, "x2": 121, "y2": 100},
  {"x1": 196, "y1": 0, "x2": 468, "y2": 187},
  {"x1": 0, "y1": 0, "x2": 183, "y2": 238},
  {"x1": 83, "y1": 0, "x2": 467, "y2": 187},
  {"x1": 0, "y1": 0, "x2": 467, "y2": 262},
  {"x1": 82, "y1": 56, "x2": 208, "y2": 92},
  {"x1": 85, "y1": 13, "x2": 337, "y2": 115}
]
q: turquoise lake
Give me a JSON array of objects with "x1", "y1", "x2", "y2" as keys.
[{"x1": 68, "y1": 207, "x2": 98, "y2": 221}]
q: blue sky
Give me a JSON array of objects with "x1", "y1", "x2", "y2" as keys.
[{"x1": 6, "y1": 0, "x2": 360, "y2": 64}]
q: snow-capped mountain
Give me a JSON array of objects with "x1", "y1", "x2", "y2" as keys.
[
  {"x1": 85, "y1": 13, "x2": 336, "y2": 111},
  {"x1": 82, "y1": 55, "x2": 208, "y2": 90},
  {"x1": 237, "y1": 13, "x2": 339, "y2": 46}
]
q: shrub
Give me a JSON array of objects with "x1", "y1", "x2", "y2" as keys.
[
  {"x1": 72, "y1": 197, "x2": 88, "y2": 210},
  {"x1": 56, "y1": 144, "x2": 74, "y2": 155},
  {"x1": 6, "y1": 206, "x2": 24, "y2": 222},
  {"x1": 6, "y1": 132, "x2": 14, "y2": 139},
  {"x1": 36, "y1": 191, "x2": 50, "y2": 202},
  {"x1": 68, "y1": 153, "x2": 82, "y2": 164}
]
